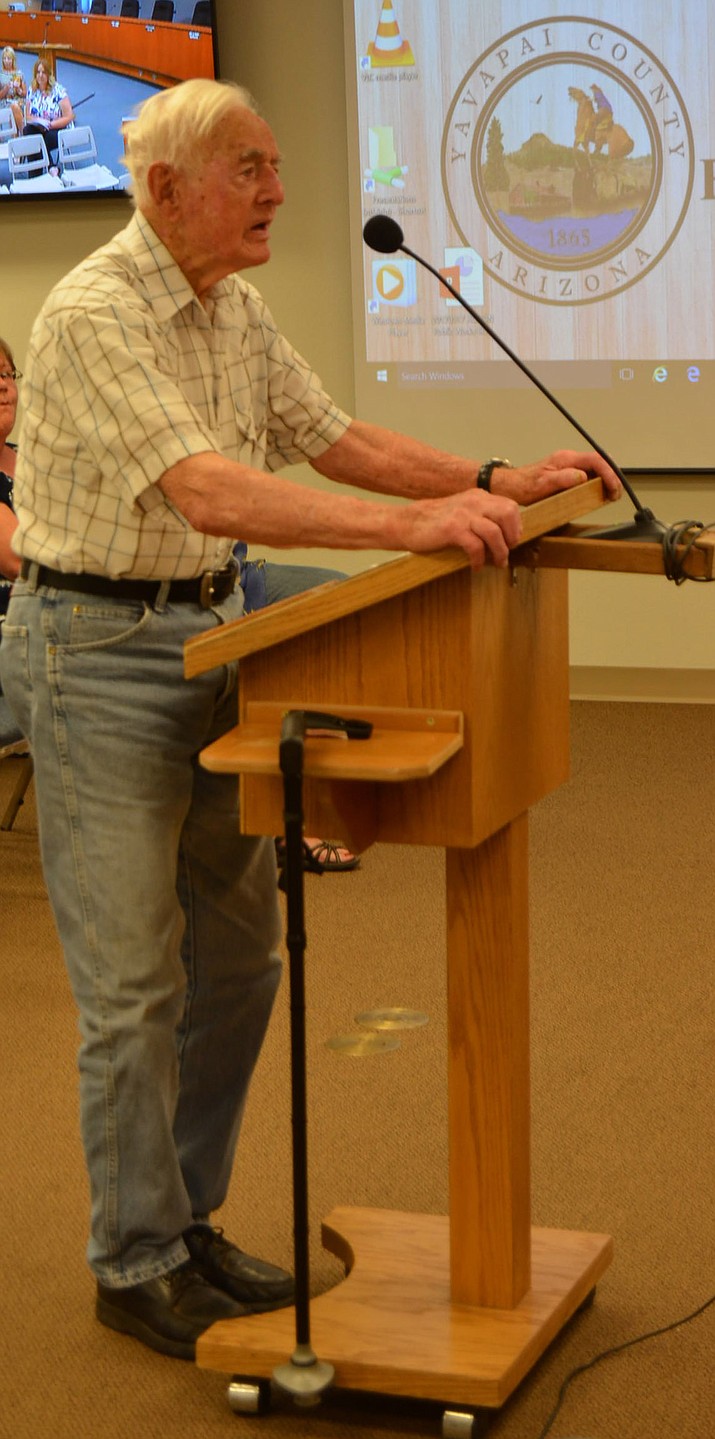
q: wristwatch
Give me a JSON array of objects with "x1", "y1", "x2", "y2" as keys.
[{"x1": 476, "y1": 456, "x2": 512, "y2": 492}]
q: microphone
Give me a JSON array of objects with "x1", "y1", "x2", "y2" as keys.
[{"x1": 362, "y1": 215, "x2": 664, "y2": 540}]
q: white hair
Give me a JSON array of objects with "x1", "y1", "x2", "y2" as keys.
[{"x1": 122, "y1": 78, "x2": 258, "y2": 209}]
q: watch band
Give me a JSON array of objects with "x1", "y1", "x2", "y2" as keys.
[{"x1": 476, "y1": 456, "x2": 512, "y2": 492}]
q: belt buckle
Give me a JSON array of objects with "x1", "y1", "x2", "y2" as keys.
[
  {"x1": 199, "y1": 571, "x2": 217, "y2": 608},
  {"x1": 199, "y1": 564, "x2": 236, "y2": 608}
]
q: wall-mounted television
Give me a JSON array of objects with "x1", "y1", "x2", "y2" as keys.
[{"x1": 0, "y1": 0, "x2": 218, "y2": 199}]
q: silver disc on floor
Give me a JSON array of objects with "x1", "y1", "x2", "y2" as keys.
[
  {"x1": 355, "y1": 1007, "x2": 429, "y2": 1031},
  {"x1": 325, "y1": 1031, "x2": 401, "y2": 1056}
]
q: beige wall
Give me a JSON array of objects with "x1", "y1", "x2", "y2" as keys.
[{"x1": 3, "y1": 0, "x2": 713, "y2": 694}]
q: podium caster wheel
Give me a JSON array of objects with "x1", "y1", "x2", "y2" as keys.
[
  {"x1": 227, "y1": 1376, "x2": 272, "y2": 1416},
  {"x1": 442, "y1": 1410, "x2": 489, "y2": 1438}
]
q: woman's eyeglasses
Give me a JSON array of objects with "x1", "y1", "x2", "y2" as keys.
[{"x1": 0, "y1": 369, "x2": 21, "y2": 382}]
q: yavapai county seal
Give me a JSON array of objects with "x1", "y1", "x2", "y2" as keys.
[{"x1": 441, "y1": 16, "x2": 693, "y2": 306}]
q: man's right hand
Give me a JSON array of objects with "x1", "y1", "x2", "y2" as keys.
[{"x1": 395, "y1": 489, "x2": 523, "y2": 569}]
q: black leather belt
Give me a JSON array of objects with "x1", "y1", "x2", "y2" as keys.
[{"x1": 19, "y1": 559, "x2": 238, "y2": 609}]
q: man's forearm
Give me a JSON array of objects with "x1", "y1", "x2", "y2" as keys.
[
  {"x1": 158, "y1": 448, "x2": 524, "y2": 570},
  {"x1": 310, "y1": 418, "x2": 477, "y2": 499},
  {"x1": 158, "y1": 432, "x2": 618, "y2": 570},
  {"x1": 159, "y1": 452, "x2": 409, "y2": 551}
]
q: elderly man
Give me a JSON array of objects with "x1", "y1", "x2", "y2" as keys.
[{"x1": 0, "y1": 79, "x2": 620, "y2": 1362}]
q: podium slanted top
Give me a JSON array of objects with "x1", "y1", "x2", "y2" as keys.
[{"x1": 184, "y1": 479, "x2": 606, "y2": 677}]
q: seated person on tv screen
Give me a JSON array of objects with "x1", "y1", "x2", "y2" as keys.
[
  {"x1": 23, "y1": 58, "x2": 74, "y2": 170},
  {"x1": 0, "y1": 337, "x2": 20, "y2": 621},
  {"x1": 0, "y1": 47, "x2": 27, "y2": 135}
]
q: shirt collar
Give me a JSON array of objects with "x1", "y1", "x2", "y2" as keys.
[{"x1": 123, "y1": 211, "x2": 234, "y2": 325}]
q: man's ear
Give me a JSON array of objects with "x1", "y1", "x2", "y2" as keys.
[{"x1": 146, "y1": 161, "x2": 182, "y2": 213}]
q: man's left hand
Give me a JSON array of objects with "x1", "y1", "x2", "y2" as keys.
[{"x1": 491, "y1": 450, "x2": 622, "y2": 505}]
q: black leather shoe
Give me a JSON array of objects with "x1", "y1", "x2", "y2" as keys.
[
  {"x1": 96, "y1": 1259, "x2": 250, "y2": 1360},
  {"x1": 184, "y1": 1224, "x2": 295, "y2": 1311}
]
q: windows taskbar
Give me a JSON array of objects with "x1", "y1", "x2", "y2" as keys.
[{"x1": 364, "y1": 361, "x2": 714, "y2": 390}]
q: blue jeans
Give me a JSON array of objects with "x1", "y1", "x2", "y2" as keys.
[
  {"x1": 0, "y1": 576, "x2": 282, "y2": 1286},
  {"x1": 233, "y1": 544, "x2": 346, "y2": 614}
]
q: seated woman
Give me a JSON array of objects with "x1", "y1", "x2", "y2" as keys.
[
  {"x1": 0, "y1": 46, "x2": 27, "y2": 136},
  {"x1": 0, "y1": 336, "x2": 20, "y2": 620},
  {"x1": 23, "y1": 57, "x2": 74, "y2": 172},
  {"x1": 0, "y1": 340, "x2": 33, "y2": 795}
]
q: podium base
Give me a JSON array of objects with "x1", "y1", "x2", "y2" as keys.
[{"x1": 196, "y1": 1207, "x2": 613, "y2": 1411}]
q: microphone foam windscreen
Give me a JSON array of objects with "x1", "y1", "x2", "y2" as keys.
[{"x1": 362, "y1": 215, "x2": 404, "y2": 253}]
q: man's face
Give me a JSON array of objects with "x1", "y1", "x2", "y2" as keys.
[{"x1": 176, "y1": 109, "x2": 285, "y2": 285}]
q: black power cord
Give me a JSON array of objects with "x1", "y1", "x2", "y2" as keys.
[
  {"x1": 661, "y1": 519, "x2": 715, "y2": 584},
  {"x1": 535, "y1": 1291, "x2": 715, "y2": 1439}
]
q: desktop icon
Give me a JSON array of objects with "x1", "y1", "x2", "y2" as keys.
[
  {"x1": 366, "y1": 2, "x2": 415, "y2": 68},
  {"x1": 364, "y1": 125, "x2": 408, "y2": 190},
  {"x1": 652, "y1": 366, "x2": 668, "y2": 383},
  {"x1": 686, "y1": 366, "x2": 700, "y2": 383},
  {"x1": 372, "y1": 258, "x2": 417, "y2": 306},
  {"x1": 441, "y1": 248, "x2": 484, "y2": 306}
]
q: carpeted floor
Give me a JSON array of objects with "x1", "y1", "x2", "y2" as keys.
[{"x1": 0, "y1": 701, "x2": 712, "y2": 1439}]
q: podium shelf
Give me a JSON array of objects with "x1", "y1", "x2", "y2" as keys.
[{"x1": 199, "y1": 704, "x2": 463, "y2": 782}]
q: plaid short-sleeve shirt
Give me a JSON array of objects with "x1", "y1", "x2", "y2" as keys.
[{"x1": 13, "y1": 211, "x2": 350, "y2": 579}]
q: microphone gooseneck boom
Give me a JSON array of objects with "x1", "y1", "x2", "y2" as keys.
[{"x1": 362, "y1": 215, "x2": 664, "y2": 540}]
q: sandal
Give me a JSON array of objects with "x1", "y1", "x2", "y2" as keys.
[
  {"x1": 274, "y1": 837, "x2": 360, "y2": 875},
  {"x1": 303, "y1": 838, "x2": 360, "y2": 872}
]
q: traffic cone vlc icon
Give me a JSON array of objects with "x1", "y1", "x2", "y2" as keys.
[{"x1": 368, "y1": 1, "x2": 415, "y2": 68}]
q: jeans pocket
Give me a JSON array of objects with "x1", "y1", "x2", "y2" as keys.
[
  {"x1": 0, "y1": 621, "x2": 30, "y2": 684},
  {"x1": 0, "y1": 623, "x2": 31, "y2": 732},
  {"x1": 63, "y1": 601, "x2": 153, "y2": 652}
]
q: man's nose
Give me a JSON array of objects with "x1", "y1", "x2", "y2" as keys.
[{"x1": 259, "y1": 165, "x2": 285, "y2": 205}]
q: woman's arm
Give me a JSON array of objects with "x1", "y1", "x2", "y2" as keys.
[
  {"x1": 48, "y1": 95, "x2": 74, "y2": 132},
  {"x1": 0, "y1": 503, "x2": 19, "y2": 581}
]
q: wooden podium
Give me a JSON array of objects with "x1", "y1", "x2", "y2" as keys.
[{"x1": 182, "y1": 482, "x2": 712, "y2": 1424}]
